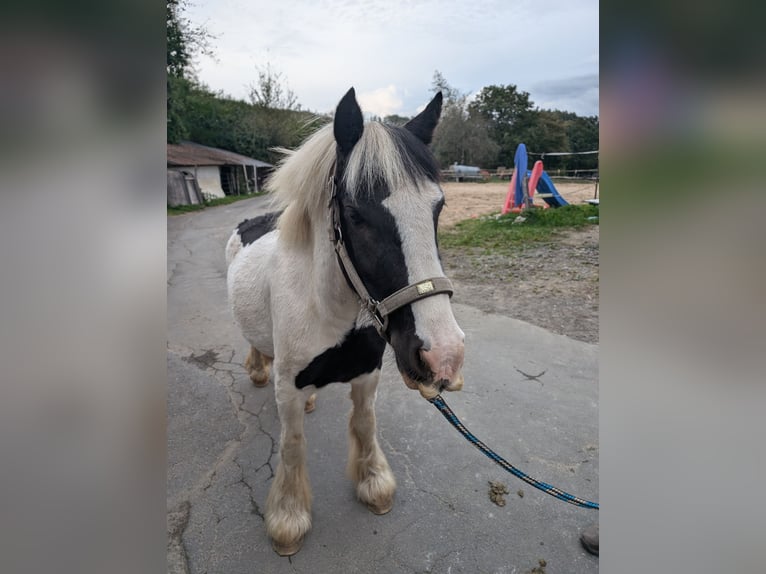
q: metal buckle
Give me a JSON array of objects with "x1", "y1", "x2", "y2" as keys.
[{"x1": 367, "y1": 299, "x2": 387, "y2": 331}]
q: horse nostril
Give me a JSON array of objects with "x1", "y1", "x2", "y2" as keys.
[{"x1": 416, "y1": 348, "x2": 433, "y2": 380}]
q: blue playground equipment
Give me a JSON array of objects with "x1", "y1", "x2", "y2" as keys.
[
  {"x1": 530, "y1": 170, "x2": 568, "y2": 207},
  {"x1": 508, "y1": 143, "x2": 569, "y2": 209},
  {"x1": 512, "y1": 144, "x2": 528, "y2": 207}
]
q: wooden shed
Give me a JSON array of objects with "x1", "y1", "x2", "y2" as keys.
[{"x1": 167, "y1": 142, "x2": 273, "y2": 206}]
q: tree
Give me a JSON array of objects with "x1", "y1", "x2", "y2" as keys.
[
  {"x1": 469, "y1": 84, "x2": 535, "y2": 167},
  {"x1": 247, "y1": 63, "x2": 300, "y2": 111},
  {"x1": 243, "y1": 63, "x2": 316, "y2": 162},
  {"x1": 470, "y1": 84, "x2": 533, "y2": 128},
  {"x1": 520, "y1": 110, "x2": 570, "y2": 171},
  {"x1": 166, "y1": 0, "x2": 191, "y2": 79},
  {"x1": 383, "y1": 114, "x2": 411, "y2": 126},
  {"x1": 431, "y1": 70, "x2": 461, "y2": 103},
  {"x1": 166, "y1": 0, "x2": 213, "y2": 79},
  {"x1": 429, "y1": 71, "x2": 498, "y2": 167},
  {"x1": 166, "y1": 0, "x2": 214, "y2": 143},
  {"x1": 564, "y1": 115, "x2": 599, "y2": 171}
]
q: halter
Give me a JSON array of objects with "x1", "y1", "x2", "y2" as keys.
[{"x1": 327, "y1": 172, "x2": 454, "y2": 339}]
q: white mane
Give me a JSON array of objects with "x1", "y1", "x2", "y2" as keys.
[{"x1": 267, "y1": 122, "x2": 428, "y2": 245}]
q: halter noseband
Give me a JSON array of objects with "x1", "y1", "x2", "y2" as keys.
[{"x1": 327, "y1": 172, "x2": 454, "y2": 339}]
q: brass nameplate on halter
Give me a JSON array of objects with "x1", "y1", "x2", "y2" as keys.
[{"x1": 416, "y1": 280, "x2": 435, "y2": 295}]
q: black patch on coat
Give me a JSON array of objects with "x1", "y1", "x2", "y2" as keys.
[
  {"x1": 236, "y1": 211, "x2": 282, "y2": 246},
  {"x1": 295, "y1": 326, "x2": 386, "y2": 389},
  {"x1": 335, "y1": 183, "x2": 431, "y2": 383}
]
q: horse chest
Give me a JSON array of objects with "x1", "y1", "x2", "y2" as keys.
[{"x1": 295, "y1": 326, "x2": 386, "y2": 389}]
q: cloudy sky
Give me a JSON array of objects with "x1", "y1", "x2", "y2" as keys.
[{"x1": 185, "y1": 0, "x2": 598, "y2": 118}]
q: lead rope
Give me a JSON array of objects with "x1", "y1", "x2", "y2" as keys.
[{"x1": 428, "y1": 394, "x2": 599, "y2": 510}]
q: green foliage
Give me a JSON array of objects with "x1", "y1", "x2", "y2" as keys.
[
  {"x1": 166, "y1": 0, "x2": 191, "y2": 79},
  {"x1": 565, "y1": 115, "x2": 599, "y2": 171},
  {"x1": 166, "y1": 0, "x2": 214, "y2": 79},
  {"x1": 519, "y1": 204, "x2": 599, "y2": 227},
  {"x1": 430, "y1": 71, "x2": 499, "y2": 167},
  {"x1": 439, "y1": 205, "x2": 598, "y2": 251},
  {"x1": 167, "y1": 0, "x2": 216, "y2": 143},
  {"x1": 521, "y1": 110, "x2": 570, "y2": 168},
  {"x1": 469, "y1": 83, "x2": 599, "y2": 171},
  {"x1": 383, "y1": 114, "x2": 411, "y2": 126},
  {"x1": 171, "y1": 79, "x2": 324, "y2": 163},
  {"x1": 248, "y1": 63, "x2": 301, "y2": 110},
  {"x1": 471, "y1": 84, "x2": 533, "y2": 128},
  {"x1": 167, "y1": 75, "x2": 191, "y2": 143},
  {"x1": 432, "y1": 70, "x2": 461, "y2": 102},
  {"x1": 469, "y1": 84, "x2": 534, "y2": 167}
]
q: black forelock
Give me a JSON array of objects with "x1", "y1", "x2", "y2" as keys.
[
  {"x1": 337, "y1": 123, "x2": 441, "y2": 199},
  {"x1": 384, "y1": 124, "x2": 441, "y2": 185}
]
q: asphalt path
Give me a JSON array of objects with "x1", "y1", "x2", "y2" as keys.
[{"x1": 167, "y1": 196, "x2": 599, "y2": 574}]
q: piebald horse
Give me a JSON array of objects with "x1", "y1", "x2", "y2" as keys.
[{"x1": 226, "y1": 88, "x2": 465, "y2": 555}]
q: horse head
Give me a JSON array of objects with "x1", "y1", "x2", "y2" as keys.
[{"x1": 332, "y1": 88, "x2": 465, "y2": 399}]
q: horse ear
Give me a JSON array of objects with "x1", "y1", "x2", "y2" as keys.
[
  {"x1": 404, "y1": 92, "x2": 443, "y2": 145},
  {"x1": 334, "y1": 87, "x2": 364, "y2": 156}
]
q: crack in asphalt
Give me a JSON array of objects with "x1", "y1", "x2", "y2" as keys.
[
  {"x1": 213, "y1": 360, "x2": 278, "y2": 480},
  {"x1": 173, "y1": 345, "x2": 280, "y2": 571},
  {"x1": 167, "y1": 500, "x2": 191, "y2": 574},
  {"x1": 234, "y1": 456, "x2": 265, "y2": 521},
  {"x1": 186, "y1": 347, "x2": 278, "y2": 479}
]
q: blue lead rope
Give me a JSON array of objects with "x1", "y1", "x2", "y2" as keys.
[{"x1": 428, "y1": 394, "x2": 599, "y2": 510}]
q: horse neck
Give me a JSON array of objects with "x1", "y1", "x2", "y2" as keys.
[{"x1": 309, "y1": 208, "x2": 360, "y2": 320}]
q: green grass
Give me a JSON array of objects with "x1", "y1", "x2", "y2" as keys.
[
  {"x1": 439, "y1": 204, "x2": 598, "y2": 252},
  {"x1": 168, "y1": 192, "x2": 266, "y2": 215}
]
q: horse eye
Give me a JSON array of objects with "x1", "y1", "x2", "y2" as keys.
[{"x1": 347, "y1": 209, "x2": 366, "y2": 225}]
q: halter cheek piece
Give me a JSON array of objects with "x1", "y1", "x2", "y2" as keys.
[{"x1": 327, "y1": 173, "x2": 454, "y2": 339}]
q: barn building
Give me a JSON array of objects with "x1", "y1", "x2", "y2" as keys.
[{"x1": 167, "y1": 141, "x2": 273, "y2": 206}]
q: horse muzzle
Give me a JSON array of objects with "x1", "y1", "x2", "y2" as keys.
[
  {"x1": 411, "y1": 372, "x2": 465, "y2": 399},
  {"x1": 399, "y1": 342, "x2": 465, "y2": 399}
]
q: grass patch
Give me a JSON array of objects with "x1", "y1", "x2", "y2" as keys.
[
  {"x1": 439, "y1": 204, "x2": 598, "y2": 252},
  {"x1": 168, "y1": 192, "x2": 266, "y2": 215}
]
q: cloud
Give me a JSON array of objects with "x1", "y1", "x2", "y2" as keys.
[
  {"x1": 532, "y1": 74, "x2": 600, "y2": 115},
  {"x1": 356, "y1": 85, "x2": 404, "y2": 117},
  {"x1": 186, "y1": 0, "x2": 599, "y2": 116},
  {"x1": 534, "y1": 74, "x2": 599, "y2": 98}
]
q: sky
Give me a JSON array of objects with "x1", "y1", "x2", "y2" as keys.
[{"x1": 185, "y1": 0, "x2": 598, "y2": 118}]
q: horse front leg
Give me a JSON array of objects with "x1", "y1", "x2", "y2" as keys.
[
  {"x1": 265, "y1": 383, "x2": 312, "y2": 556},
  {"x1": 347, "y1": 370, "x2": 396, "y2": 515}
]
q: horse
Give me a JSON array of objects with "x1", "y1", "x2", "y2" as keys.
[{"x1": 225, "y1": 88, "x2": 465, "y2": 556}]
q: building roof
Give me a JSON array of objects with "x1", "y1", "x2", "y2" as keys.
[{"x1": 167, "y1": 141, "x2": 273, "y2": 168}]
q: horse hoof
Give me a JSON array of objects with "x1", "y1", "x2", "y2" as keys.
[
  {"x1": 250, "y1": 375, "x2": 269, "y2": 388},
  {"x1": 304, "y1": 394, "x2": 317, "y2": 413},
  {"x1": 366, "y1": 499, "x2": 393, "y2": 515},
  {"x1": 272, "y1": 537, "x2": 303, "y2": 556}
]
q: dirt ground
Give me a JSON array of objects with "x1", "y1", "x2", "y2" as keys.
[{"x1": 439, "y1": 181, "x2": 599, "y2": 344}]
